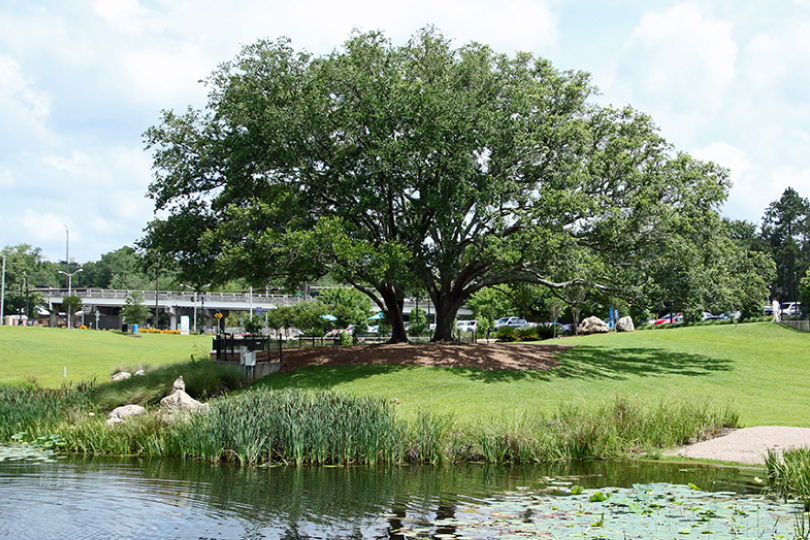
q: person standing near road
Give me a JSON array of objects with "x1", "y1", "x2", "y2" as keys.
[{"x1": 772, "y1": 298, "x2": 780, "y2": 322}]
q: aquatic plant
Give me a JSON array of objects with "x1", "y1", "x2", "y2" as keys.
[
  {"x1": 0, "y1": 384, "x2": 94, "y2": 440},
  {"x1": 165, "y1": 388, "x2": 406, "y2": 466},
  {"x1": 469, "y1": 396, "x2": 739, "y2": 463},
  {"x1": 767, "y1": 447, "x2": 810, "y2": 510}
]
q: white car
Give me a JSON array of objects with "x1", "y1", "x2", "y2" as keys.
[
  {"x1": 455, "y1": 320, "x2": 478, "y2": 333},
  {"x1": 494, "y1": 317, "x2": 527, "y2": 330},
  {"x1": 781, "y1": 302, "x2": 801, "y2": 316}
]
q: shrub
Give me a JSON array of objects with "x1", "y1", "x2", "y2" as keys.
[
  {"x1": 535, "y1": 324, "x2": 557, "y2": 340},
  {"x1": 495, "y1": 327, "x2": 518, "y2": 342},
  {"x1": 516, "y1": 326, "x2": 539, "y2": 341}
]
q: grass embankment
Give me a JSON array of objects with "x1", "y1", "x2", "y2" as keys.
[
  {"x1": 0, "y1": 322, "x2": 807, "y2": 465},
  {"x1": 0, "y1": 326, "x2": 212, "y2": 387},
  {"x1": 1, "y1": 385, "x2": 735, "y2": 465},
  {"x1": 257, "y1": 322, "x2": 810, "y2": 428}
]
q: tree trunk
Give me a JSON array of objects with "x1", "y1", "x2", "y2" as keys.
[
  {"x1": 431, "y1": 308, "x2": 457, "y2": 341},
  {"x1": 430, "y1": 290, "x2": 466, "y2": 342},
  {"x1": 379, "y1": 286, "x2": 408, "y2": 344}
]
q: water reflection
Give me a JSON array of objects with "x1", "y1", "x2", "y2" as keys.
[{"x1": 0, "y1": 457, "x2": 767, "y2": 540}]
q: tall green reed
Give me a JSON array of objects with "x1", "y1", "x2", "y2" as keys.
[
  {"x1": 767, "y1": 448, "x2": 810, "y2": 510},
  {"x1": 0, "y1": 383, "x2": 94, "y2": 440}
]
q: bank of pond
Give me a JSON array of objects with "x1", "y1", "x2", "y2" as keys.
[
  {"x1": 1, "y1": 382, "x2": 740, "y2": 466},
  {"x1": 4, "y1": 378, "x2": 810, "y2": 537}
]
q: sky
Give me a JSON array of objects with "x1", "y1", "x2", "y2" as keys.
[{"x1": 1, "y1": 0, "x2": 810, "y2": 264}]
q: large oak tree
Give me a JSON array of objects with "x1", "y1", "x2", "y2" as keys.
[{"x1": 142, "y1": 27, "x2": 730, "y2": 342}]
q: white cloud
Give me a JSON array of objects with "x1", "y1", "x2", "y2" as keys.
[
  {"x1": 691, "y1": 142, "x2": 759, "y2": 220},
  {"x1": 0, "y1": 55, "x2": 50, "y2": 120},
  {"x1": 92, "y1": 0, "x2": 165, "y2": 35},
  {"x1": 0, "y1": 210, "x2": 69, "y2": 248},
  {"x1": 121, "y1": 45, "x2": 211, "y2": 103},
  {"x1": 0, "y1": 169, "x2": 14, "y2": 189},
  {"x1": 611, "y1": 3, "x2": 737, "y2": 144}
]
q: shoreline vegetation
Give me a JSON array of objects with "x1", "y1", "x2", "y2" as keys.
[
  {"x1": 2, "y1": 321, "x2": 810, "y2": 503},
  {"x1": 1, "y1": 382, "x2": 737, "y2": 466}
]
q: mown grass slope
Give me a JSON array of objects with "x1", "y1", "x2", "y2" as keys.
[
  {"x1": 3, "y1": 322, "x2": 808, "y2": 428},
  {"x1": 0, "y1": 326, "x2": 212, "y2": 387},
  {"x1": 256, "y1": 322, "x2": 810, "y2": 427}
]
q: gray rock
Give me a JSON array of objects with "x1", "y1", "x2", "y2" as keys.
[
  {"x1": 107, "y1": 404, "x2": 146, "y2": 426},
  {"x1": 110, "y1": 371, "x2": 131, "y2": 382},
  {"x1": 134, "y1": 369, "x2": 146, "y2": 376},
  {"x1": 615, "y1": 316, "x2": 635, "y2": 332},
  {"x1": 171, "y1": 376, "x2": 185, "y2": 394},
  {"x1": 578, "y1": 316, "x2": 610, "y2": 335},
  {"x1": 160, "y1": 390, "x2": 209, "y2": 416}
]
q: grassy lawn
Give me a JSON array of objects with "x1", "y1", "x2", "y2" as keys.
[
  {"x1": 3, "y1": 322, "x2": 809, "y2": 429},
  {"x1": 256, "y1": 322, "x2": 810, "y2": 428},
  {"x1": 0, "y1": 326, "x2": 212, "y2": 388}
]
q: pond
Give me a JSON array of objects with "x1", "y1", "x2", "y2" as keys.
[{"x1": 0, "y1": 456, "x2": 802, "y2": 539}]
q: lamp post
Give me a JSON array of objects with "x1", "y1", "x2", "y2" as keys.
[
  {"x1": 64, "y1": 224, "x2": 69, "y2": 282},
  {"x1": 58, "y1": 268, "x2": 83, "y2": 328}
]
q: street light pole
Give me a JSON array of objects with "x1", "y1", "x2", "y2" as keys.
[
  {"x1": 64, "y1": 225, "x2": 69, "y2": 285},
  {"x1": 58, "y1": 268, "x2": 83, "y2": 328}
]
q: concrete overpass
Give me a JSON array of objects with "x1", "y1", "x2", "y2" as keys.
[{"x1": 39, "y1": 288, "x2": 459, "y2": 330}]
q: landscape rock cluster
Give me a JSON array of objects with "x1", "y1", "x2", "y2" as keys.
[{"x1": 106, "y1": 375, "x2": 208, "y2": 426}]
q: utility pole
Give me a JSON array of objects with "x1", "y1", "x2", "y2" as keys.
[{"x1": 64, "y1": 225, "x2": 69, "y2": 285}]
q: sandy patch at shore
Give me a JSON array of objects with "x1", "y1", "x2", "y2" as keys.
[{"x1": 666, "y1": 426, "x2": 810, "y2": 465}]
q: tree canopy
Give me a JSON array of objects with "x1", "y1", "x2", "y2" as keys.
[
  {"x1": 760, "y1": 187, "x2": 810, "y2": 302},
  {"x1": 142, "y1": 27, "x2": 734, "y2": 341}
]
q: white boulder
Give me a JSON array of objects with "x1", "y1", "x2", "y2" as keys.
[
  {"x1": 159, "y1": 376, "x2": 209, "y2": 416},
  {"x1": 107, "y1": 404, "x2": 146, "y2": 426},
  {"x1": 615, "y1": 316, "x2": 635, "y2": 332},
  {"x1": 171, "y1": 375, "x2": 186, "y2": 393},
  {"x1": 578, "y1": 316, "x2": 610, "y2": 335},
  {"x1": 111, "y1": 371, "x2": 131, "y2": 382}
]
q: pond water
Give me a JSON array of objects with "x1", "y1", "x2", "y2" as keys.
[{"x1": 0, "y1": 456, "x2": 802, "y2": 539}]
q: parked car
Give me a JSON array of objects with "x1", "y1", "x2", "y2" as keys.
[
  {"x1": 702, "y1": 311, "x2": 725, "y2": 321},
  {"x1": 455, "y1": 320, "x2": 478, "y2": 333},
  {"x1": 653, "y1": 313, "x2": 683, "y2": 325},
  {"x1": 781, "y1": 302, "x2": 802, "y2": 317},
  {"x1": 494, "y1": 317, "x2": 528, "y2": 330},
  {"x1": 720, "y1": 311, "x2": 741, "y2": 320}
]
